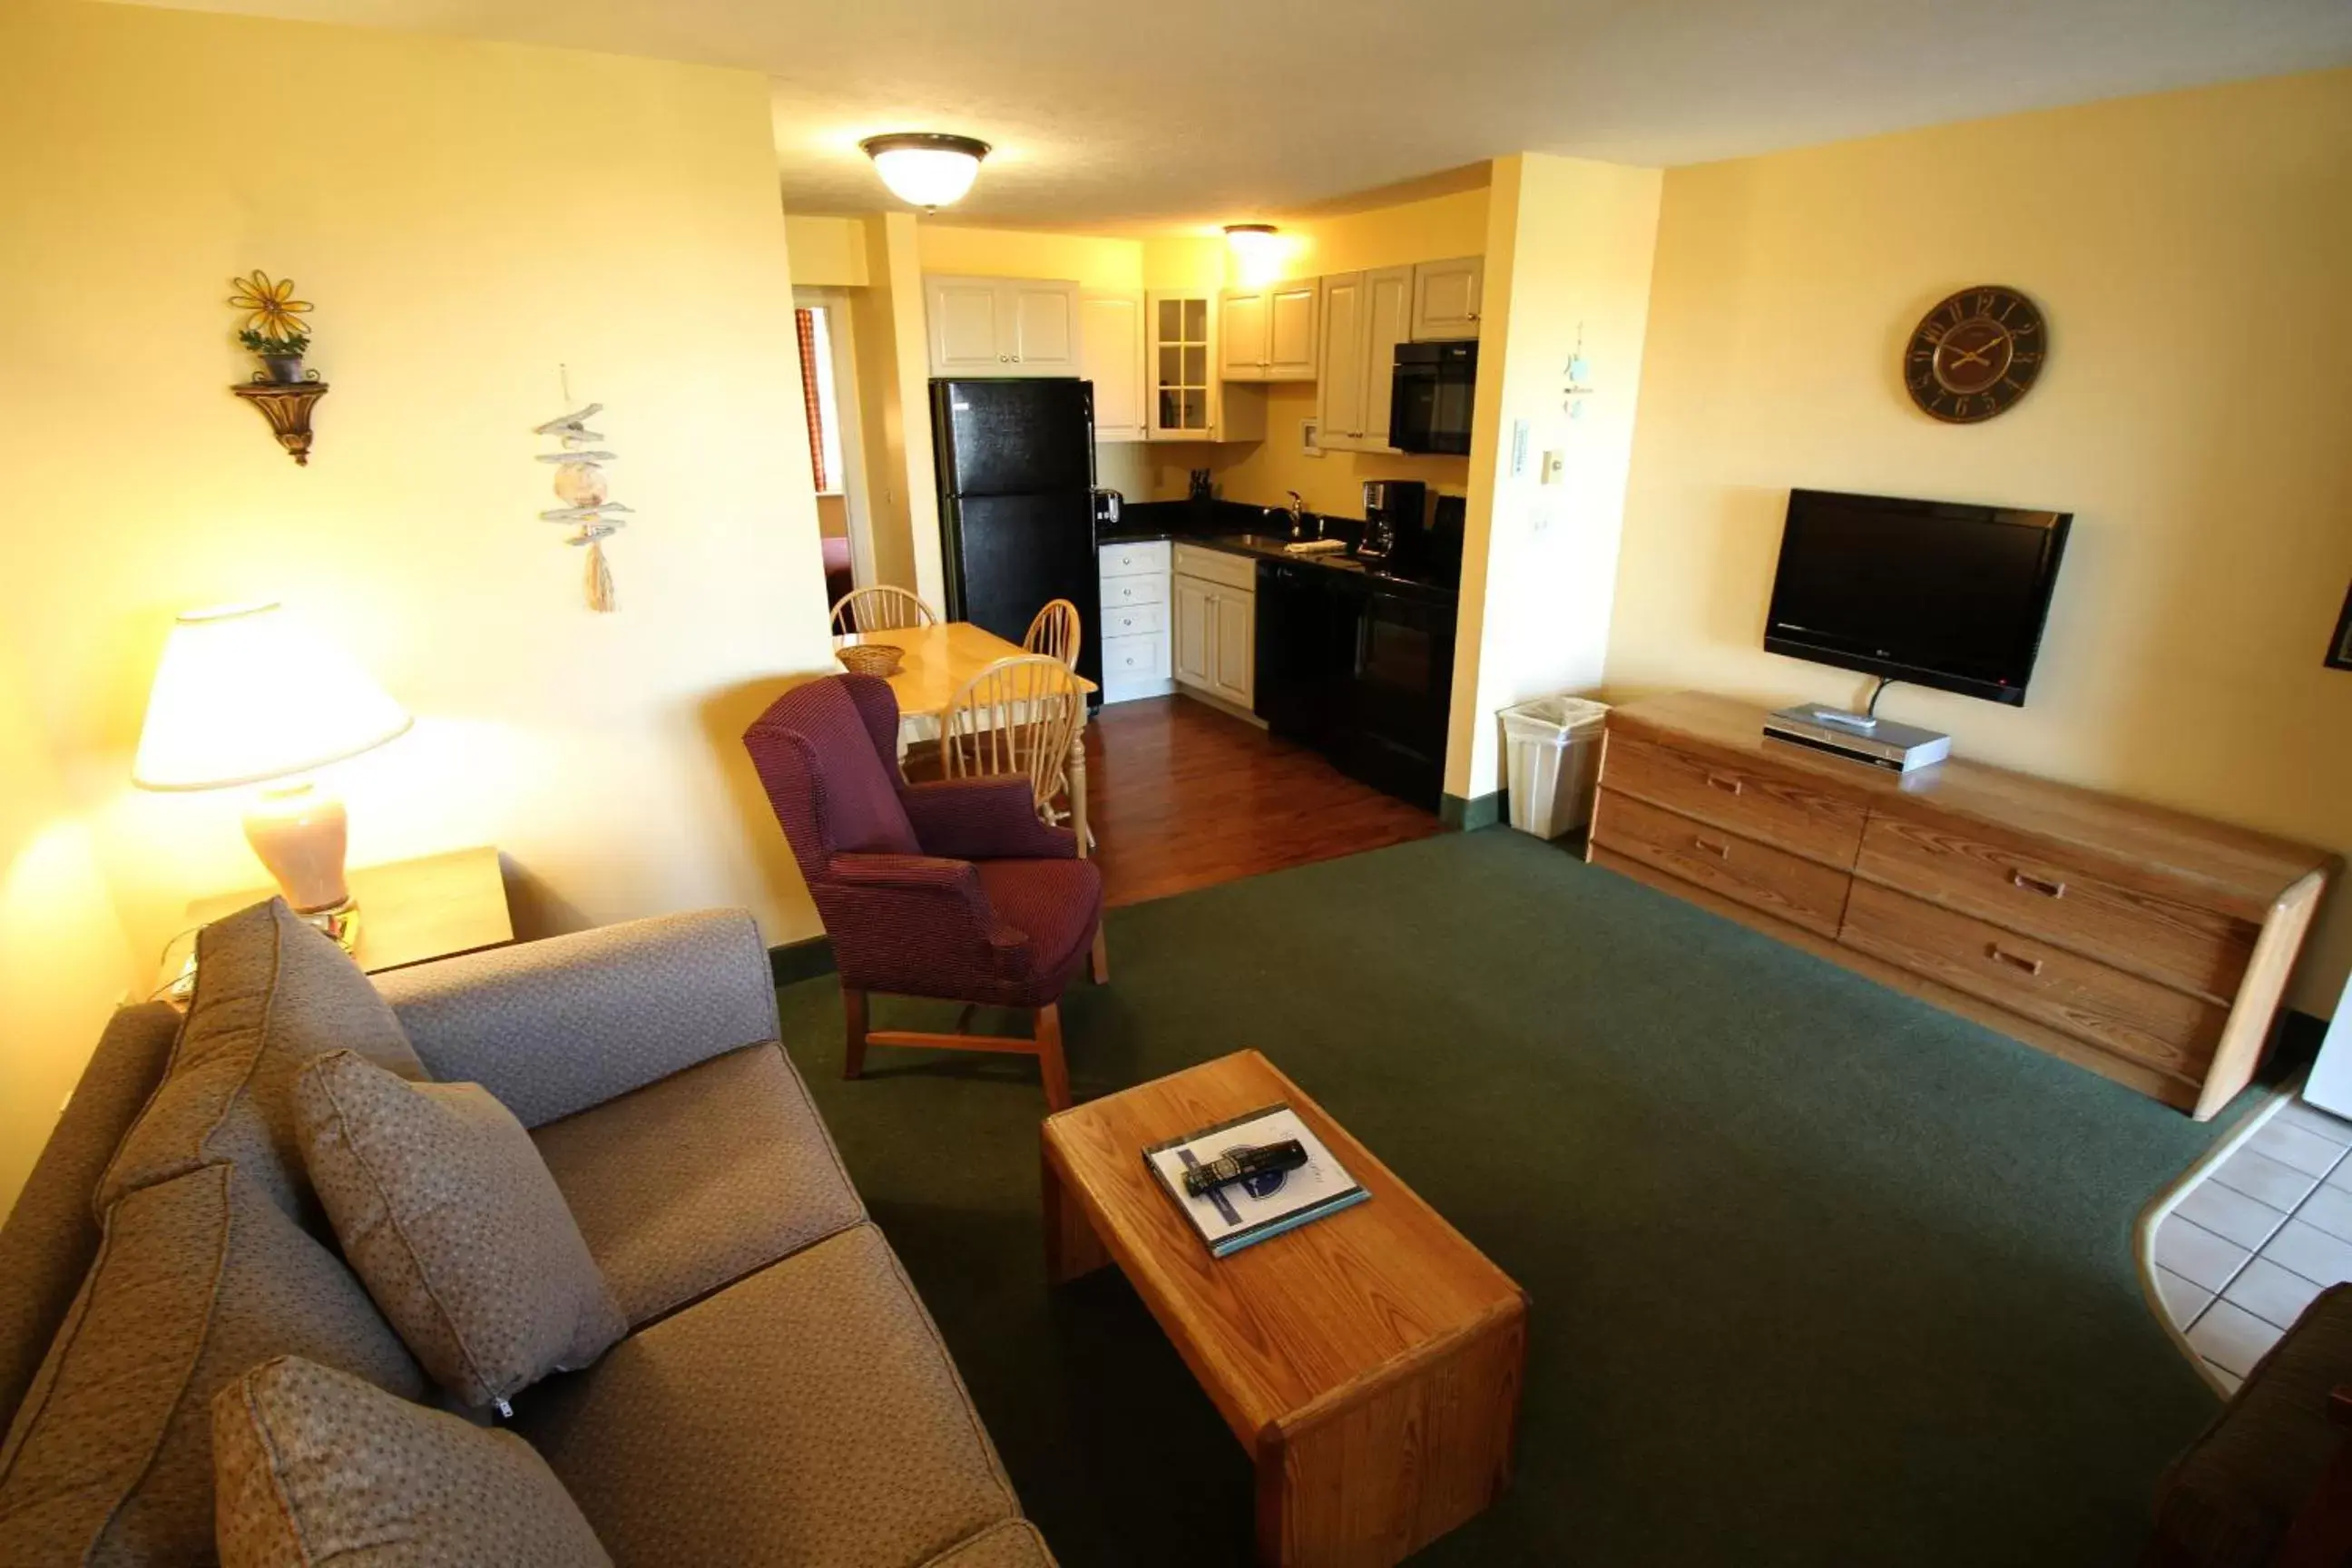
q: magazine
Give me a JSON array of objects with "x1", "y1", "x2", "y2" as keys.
[{"x1": 1142, "y1": 1103, "x2": 1368, "y2": 1258}]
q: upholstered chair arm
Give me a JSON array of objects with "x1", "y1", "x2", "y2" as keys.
[
  {"x1": 372, "y1": 909, "x2": 781, "y2": 1128},
  {"x1": 899, "y1": 778, "x2": 1077, "y2": 862},
  {"x1": 812, "y1": 855, "x2": 1036, "y2": 992}
]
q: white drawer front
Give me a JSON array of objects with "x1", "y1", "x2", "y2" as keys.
[
  {"x1": 1171, "y1": 543, "x2": 1259, "y2": 592},
  {"x1": 1102, "y1": 632, "x2": 1171, "y2": 681},
  {"x1": 1098, "y1": 540, "x2": 1171, "y2": 579},
  {"x1": 1099, "y1": 602, "x2": 1165, "y2": 639},
  {"x1": 1100, "y1": 574, "x2": 1168, "y2": 610}
]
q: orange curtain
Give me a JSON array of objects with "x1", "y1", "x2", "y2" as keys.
[{"x1": 795, "y1": 308, "x2": 828, "y2": 492}]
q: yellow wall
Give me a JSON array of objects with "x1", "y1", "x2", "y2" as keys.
[
  {"x1": 1610, "y1": 69, "x2": 2352, "y2": 1013},
  {"x1": 1446, "y1": 154, "x2": 1663, "y2": 799},
  {"x1": 784, "y1": 215, "x2": 870, "y2": 288},
  {"x1": 918, "y1": 225, "x2": 1144, "y2": 289},
  {"x1": 0, "y1": 0, "x2": 838, "y2": 1127},
  {"x1": 0, "y1": 634, "x2": 139, "y2": 1212}
]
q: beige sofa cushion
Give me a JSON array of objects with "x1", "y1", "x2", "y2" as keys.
[
  {"x1": 294, "y1": 1050, "x2": 625, "y2": 1412},
  {"x1": 516, "y1": 1222, "x2": 1020, "y2": 1568},
  {"x1": 0, "y1": 999, "x2": 180, "y2": 1430},
  {"x1": 0, "y1": 1164, "x2": 425, "y2": 1565},
  {"x1": 98, "y1": 901, "x2": 426, "y2": 1224},
  {"x1": 212, "y1": 1355, "x2": 611, "y2": 1568},
  {"x1": 922, "y1": 1519, "x2": 1060, "y2": 1567},
  {"x1": 532, "y1": 1042, "x2": 865, "y2": 1326}
]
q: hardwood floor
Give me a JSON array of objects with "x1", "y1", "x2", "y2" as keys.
[{"x1": 1083, "y1": 695, "x2": 1444, "y2": 908}]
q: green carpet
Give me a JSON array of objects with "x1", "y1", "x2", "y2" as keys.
[{"x1": 777, "y1": 828, "x2": 2240, "y2": 1566}]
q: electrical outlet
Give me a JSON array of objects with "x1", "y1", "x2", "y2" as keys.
[{"x1": 1541, "y1": 450, "x2": 1564, "y2": 484}]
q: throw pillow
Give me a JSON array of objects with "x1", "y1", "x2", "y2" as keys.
[
  {"x1": 293, "y1": 1050, "x2": 625, "y2": 1413},
  {"x1": 212, "y1": 1355, "x2": 612, "y2": 1568},
  {"x1": 97, "y1": 898, "x2": 427, "y2": 1225},
  {"x1": 0, "y1": 1163, "x2": 425, "y2": 1565}
]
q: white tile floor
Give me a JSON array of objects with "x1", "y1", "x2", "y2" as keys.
[{"x1": 2151, "y1": 1097, "x2": 2352, "y2": 1394}]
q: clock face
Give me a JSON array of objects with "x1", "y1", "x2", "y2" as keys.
[{"x1": 1906, "y1": 286, "x2": 2046, "y2": 423}]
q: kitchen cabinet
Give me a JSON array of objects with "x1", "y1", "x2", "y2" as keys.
[
  {"x1": 1171, "y1": 544, "x2": 1257, "y2": 712},
  {"x1": 1220, "y1": 279, "x2": 1320, "y2": 381},
  {"x1": 1081, "y1": 290, "x2": 1146, "y2": 443},
  {"x1": 1316, "y1": 265, "x2": 1413, "y2": 452},
  {"x1": 1147, "y1": 291, "x2": 1217, "y2": 441},
  {"x1": 924, "y1": 275, "x2": 1081, "y2": 377},
  {"x1": 1099, "y1": 539, "x2": 1172, "y2": 701},
  {"x1": 1410, "y1": 257, "x2": 1484, "y2": 341}
]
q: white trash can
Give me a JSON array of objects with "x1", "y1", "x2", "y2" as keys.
[{"x1": 1500, "y1": 696, "x2": 1609, "y2": 838}]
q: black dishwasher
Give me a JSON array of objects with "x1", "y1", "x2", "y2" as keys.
[{"x1": 1255, "y1": 560, "x2": 1363, "y2": 753}]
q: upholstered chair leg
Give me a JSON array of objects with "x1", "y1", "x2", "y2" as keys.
[
  {"x1": 842, "y1": 985, "x2": 868, "y2": 1081},
  {"x1": 1089, "y1": 929, "x2": 1110, "y2": 985},
  {"x1": 1035, "y1": 1004, "x2": 1072, "y2": 1112}
]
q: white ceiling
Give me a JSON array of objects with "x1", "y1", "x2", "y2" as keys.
[{"x1": 147, "y1": 0, "x2": 2352, "y2": 230}]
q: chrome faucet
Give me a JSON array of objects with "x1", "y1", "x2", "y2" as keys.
[{"x1": 1286, "y1": 490, "x2": 1311, "y2": 541}]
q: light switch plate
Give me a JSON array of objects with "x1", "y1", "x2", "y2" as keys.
[
  {"x1": 1510, "y1": 419, "x2": 1529, "y2": 477},
  {"x1": 1541, "y1": 450, "x2": 1564, "y2": 484}
]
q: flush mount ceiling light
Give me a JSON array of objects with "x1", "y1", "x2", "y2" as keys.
[
  {"x1": 860, "y1": 132, "x2": 991, "y2": 210},
  {"x1": 1224, "y1": 222, "x2": 1279, "y2": 254},
  {"x1": 1224, "y1": 223, "x2": 1283, "y2": 285}
]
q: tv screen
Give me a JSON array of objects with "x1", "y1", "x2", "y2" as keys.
[{"x1": 1763, "y1": 489, "x2": 2071, "y2": 706}]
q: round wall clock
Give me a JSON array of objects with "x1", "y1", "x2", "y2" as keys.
[{"x1": 1905, "y1": 285, "x2": 2046, "y2": 424}]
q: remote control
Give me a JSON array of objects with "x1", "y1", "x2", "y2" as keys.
[{"x1": 1182, "y1": 1140, "x2": 1308, "y2": 1198}]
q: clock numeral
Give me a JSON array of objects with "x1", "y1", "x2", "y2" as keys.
[
  {"x1": 1976, "y1": 291, "x2": 1999, "y2": 315},
  {"x1": 2012, "y1": 349, "x2": 2041, "y2": 366},
  {"x1": 1916, "y1": 321, "x2": 1946, "y2": 346},
  {"x1": 1951, "y1": 395, "x2": 1973, "y2": 417},
  {"x1": 2002, "y1": 377, "x2": 2025, "y2": 393},
  {"x1": 1946, "y1": 299, "x2": 1968, "y2": 326},
  {"x1": 2012, "y1": 318, "x2": 2038, "y2": 336}
]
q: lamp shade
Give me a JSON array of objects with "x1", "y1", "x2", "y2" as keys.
[
  {"x1": 132, "y1": 603, "x2": 411, "y2": 791},
  {"x1": 860, "y1": 132, "x2": 990, "y2": 209}
]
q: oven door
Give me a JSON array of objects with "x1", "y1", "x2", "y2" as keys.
[{"x1": 1347, "y1": 587, "x2": 1455, "y2": 808}]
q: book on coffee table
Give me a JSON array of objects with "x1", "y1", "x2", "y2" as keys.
[{"x1": 1142, "y1": 1103, "x2": 1368, "y2": 1258}]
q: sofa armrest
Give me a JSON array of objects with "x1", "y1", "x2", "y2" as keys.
[
  {"x1": 900, "y1": 778, "x2": 1076, "y2": 862},
  {"x1": 373, "y1": 909, "x2": 780, "y2": 1128}
]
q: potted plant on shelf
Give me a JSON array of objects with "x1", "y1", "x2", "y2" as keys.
[{"x1": 228, "y1": 270, "x2": 315, "y2": 383}]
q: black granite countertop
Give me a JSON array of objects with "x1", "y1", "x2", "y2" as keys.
[{"x1": 1096, "y1": 499, "x2": 1456, "y2": 600}]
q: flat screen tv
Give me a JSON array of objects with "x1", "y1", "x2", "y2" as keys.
[{"x1": 1763, "y1": 488, "x2": 2071, "y2": 707}]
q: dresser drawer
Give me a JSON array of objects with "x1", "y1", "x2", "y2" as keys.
[
  {"x1": 1592, "y1": 789, "x2": 1852, "y2": 937},
  {"x1": 1171, "y1": 543, "x2": 1259, "y2": 592},
  {"x1": 1855, "y1": 815, "x2": 2256, "y2": 1001},
  {"x1": 1102, "y1": 631, "x2": 1170, "y2": 682},
  {"x1": 1839, "y1": 879, "x2": 2227, "y2": 1077},
  {"x1": 1101, "y1": 574, "x2": 1168, "y2": 611},
  {"x1": 1099, "y1": 540, "x2": 1171, "y2": 579},
  {"x1": 1601, "y1": 733, "x2": 1867, "y2": 868}
]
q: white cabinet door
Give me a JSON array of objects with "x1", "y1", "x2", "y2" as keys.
[
  {"x1": 927, "y1": 277, "x2": 1008, "y2": 375},
  {"x1": 1146, "y1": 292, "x2": 1218, "y2": 441},
  {"x1": 1172, "y1": 574, "x2": 1216, "y2": 689},
  {"x1": 1080, "y1": 291, "x2": 1145, "y2": 441},
  {"x1": 1316, "y1": 272, "x2": 1367, "y2": 449},
  {"x1": 1211, "y1": 589, "x2": 1255, "y2": 709},
  {"x1": 1265, "y1": 280, "x2": 1320, "y2": 380},
  {"x1": 1411, "y1": 257, "x2": 1484, "y2": 340},
  {"x1": 1220, "y1": 288, "x2": 1269, "y2": 380},
  {"x1": 1361, "y1": 265, "x2": 1414, "y2": 452},
  {"x1": 1004, "y1": 280, "x2": 1079, "y2": 374}
]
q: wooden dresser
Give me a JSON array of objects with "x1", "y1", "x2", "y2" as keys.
[{"x1": 1587, "y1": 692, "x2": 2335, "y2": 1118}]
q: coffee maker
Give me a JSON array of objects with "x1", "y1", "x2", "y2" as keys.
[{"x1": 1359, "y1": 479, "x2": 1426, "y2": 564}]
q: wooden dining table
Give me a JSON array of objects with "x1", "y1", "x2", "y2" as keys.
[{"x1": 834, "y1": 621, "x2": 1099, "y2": 859}]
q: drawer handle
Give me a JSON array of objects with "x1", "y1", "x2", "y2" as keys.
[
  {"x1": 2010, "y1": 869, "x2": 2067, "y2": 899},
  {"x1": 1987, "y1": 945, "x2": 2045, "y2": 977},
  {"x1": 1705, "y1": 774, "x2": 1743, "y2": 797},
  {"x1": 1692, "y1": 836, "x2": 1730, "y2": 860}
]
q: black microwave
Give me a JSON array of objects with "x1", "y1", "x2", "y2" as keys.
[{"x1": 1389, "y1": 341, "x2": 1476, "y2": 455}]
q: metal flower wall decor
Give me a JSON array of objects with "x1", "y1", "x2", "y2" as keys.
[{"x1": 226, "y1": 270, "x2": 328, "y2": 465}]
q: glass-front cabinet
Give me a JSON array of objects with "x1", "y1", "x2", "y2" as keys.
[{"x1": 1146, "y1": 292, "x2": 1216, "y2": 441}]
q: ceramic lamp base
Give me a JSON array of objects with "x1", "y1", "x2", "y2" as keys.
[{"x1": 243, "y1": 779, "x2": 353, "y2": 916}]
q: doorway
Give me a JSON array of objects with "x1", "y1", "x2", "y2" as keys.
[{"x1": 793, "y1": 288, "x2": 876, "y2": 612}]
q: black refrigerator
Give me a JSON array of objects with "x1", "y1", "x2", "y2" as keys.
[{"x1": 930, "y1": 378, "x2": 1102, "y2": 695}]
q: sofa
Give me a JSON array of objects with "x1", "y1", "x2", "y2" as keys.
[{"x1": 0, "y1": 902, "x2": 1053, "y2": 1566}]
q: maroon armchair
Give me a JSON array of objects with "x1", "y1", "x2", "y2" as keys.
[{"x1": 742, "y1": 673, "x2": 1107, "y2": 1110}]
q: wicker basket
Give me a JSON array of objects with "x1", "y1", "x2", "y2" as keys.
[{"x1": 837, "y1": 642, "x2": 905, "y2": 678}]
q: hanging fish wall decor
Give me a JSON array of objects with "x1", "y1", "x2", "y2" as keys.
[{"x1": 533, "y1": 394, "x2": 634, "y2": 612}]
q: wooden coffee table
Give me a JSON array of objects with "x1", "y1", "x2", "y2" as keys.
[{"x1": 1039, "y1": 1051, "x2": 1528, "y2": 1567}]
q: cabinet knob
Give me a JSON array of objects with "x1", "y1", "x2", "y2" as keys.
[
  {"x1": 1012, "y1": 356, "x2": 1022, "y2": 363},
  {"x1": 997, "y1": 355, "x2": 1009, "y2": 362}
]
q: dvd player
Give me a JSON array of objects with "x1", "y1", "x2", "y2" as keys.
[{"x1": 1762, "y1": 703, "x2": 1951, "y2": 773}]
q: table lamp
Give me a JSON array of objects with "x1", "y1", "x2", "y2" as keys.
[{"x1": 132, "y1": 602, "x2": 411, "y2": 942}]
